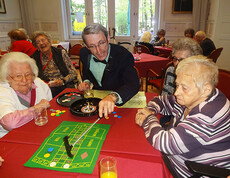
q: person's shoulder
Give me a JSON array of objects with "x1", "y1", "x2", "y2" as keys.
[
  {"x1": 34, "y1": 78, "x2": 48, "y2": 86},
  {"x1": 0, "y1": 83, "x2": 13, "y2": 95}
]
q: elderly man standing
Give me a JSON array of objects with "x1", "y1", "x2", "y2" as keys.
[
  {"x1": 78, "y1": 23, "x2": 140, "y2": 118},
  {"x1": 0, "y1": 52, "x2": 52, "y2": 138},
  {"x1": 195, "y1": 31, "x2": 216, "y2": 56},
  {"x1": 135, "y1": 56, "x2": 230, "y2": 177}
]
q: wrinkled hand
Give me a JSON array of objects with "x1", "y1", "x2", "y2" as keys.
[
  {"x1": 98, "y1": 94, "x2": 117, "y2": 118},
  {"x1": 33, "y1": 99, "x2": 50, "y2": 113},
  {"x1": 0, "y1": 156, "x2": 4, "y2": 166},
  {"x1": 78, "y1": 82, "x2": 90, "y2": 91},
  {"x1": 48, "y1": 79, "x2": 64, "y2": 87},
  {"x1": 135, "y1": 108, "x2": 154, "y2": 126}
]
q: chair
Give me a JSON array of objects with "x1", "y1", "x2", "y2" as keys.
[
  {"x1": 69, "y1": 44, "x2": 83, "y2": 70},
  {"x1": 69, "y1": 44, "x2": 83, "y2": 60},
  {"x1": 185, "y1": 161, "x2": 230, "y2": 178},
  {"x1": 134, "y1": 66, "x2": 143, "y2": 91},
  {"x1": 145, "y1": 61, "x2": 173, "y2": 93},
  {"x1": 118, "y1": 42, "x2": 134, "y2": 53},
  {"x1": 216, "y1": 68, "x2": 230, "y2": 99},
  {"x1": 207, "y1": 47, "x2": 223, "y2": 63},
  {"x1": 134, "y1": 44, "x2": 151, "y2": 54}
]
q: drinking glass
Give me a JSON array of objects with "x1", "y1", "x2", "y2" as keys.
[
  {"x1": 100, "y1": 157, "x2": 117, "y2": 178},
  {"x1": 34, "y1": 107, "x2": 48, "y2": 126},
  {"x1": 137, "y1": 47, "x2": 142, "y2": 60}
]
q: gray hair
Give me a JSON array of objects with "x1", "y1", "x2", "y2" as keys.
[
  {"x1": 31, "y1": 31, "x2": 52, "y2": 48},
  {"x1": 82, "y1": 23, "x2": 108, "y2": 45},
  {"x1": 172, "y1": 37, "x2": 203, "y2": 56},
  {"x1": 0, "y1": 52, "x2": 38, "y2": 82},
  {"x1": 176, "y1": 55, "x2": 218, "y2": 89}
]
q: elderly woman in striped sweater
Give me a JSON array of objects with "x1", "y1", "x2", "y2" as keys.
[{"x1": 135, "y1": 55, "x2": 230, "y2": 177}]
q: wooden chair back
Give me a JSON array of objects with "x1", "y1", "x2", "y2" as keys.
[
  {"x1": 69, "y1": 44, "x2": 83, "y2": 56},
  {"x1": 134, "y1": 44, "x2": 151, "y2": 54},
  {"x1": 207, "y1": 47, "x2": 223, "y2": 63},
  {"x1": 216, "y1": 68, "x2": 230, "y2": 99},
  {"x1": 145, "y1": 61, "x2": 173, "y2": 93}
]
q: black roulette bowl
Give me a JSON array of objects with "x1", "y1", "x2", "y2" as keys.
[
  {"x1": 56, "y1": 92, "x2": 84, "y2": 107},
  {"x1": 69, "y1": 98, "x2": 101, "y2": 117}
]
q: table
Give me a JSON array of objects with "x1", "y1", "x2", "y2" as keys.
[
  {"x1": 153, "y1": 46, "x2": 172, "y2": 58},
  {"x1": 0, "y1": 88, "x2": 172, "y2": 177},
  {"x1": 52, "y1": 42, "x2": 70, "y2": 52},
  {"x1": 134, "y1": 53, "x2": 170, "y2": 78}
]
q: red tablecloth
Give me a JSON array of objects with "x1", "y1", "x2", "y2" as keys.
[
  {"x1": 0, "y1": 142, "x2": 171, "y2": 178},
  {"x1": 134, "y1": 53, "x2": 170, "y2": 77},
  {"x1": 153, "y1": 46, "x2": 172, "y2": 57},
  {"x1": 0, "y1": 88, "x2": 172, "y2": 177}
]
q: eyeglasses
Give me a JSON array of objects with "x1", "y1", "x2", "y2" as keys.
[
  {"x1": 36, "y1": 38, "x2": 48, "y2": 45},
  {"x1": 87, "y1": 40, "x2": 107, "y2": 50},
  {"x1": 9, "y1": 73, "x2": 34, "y2": 81},
  {"x1": 172, "y1": 56, "x2": 185, "y2": 62}
]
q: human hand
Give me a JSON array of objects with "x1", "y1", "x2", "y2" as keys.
[
  {"x1": 33, "y1": 99, "x2": 50, "y2": 113},
  {"x1": 135, "y1": 108, "x2": 154, "y2": 126},
  {"x1": 78, "y1": 81, "x2": 90, "y2": 91},
  {"x1": 98, "y1": 94, "x2": 117, "y2": 118},
  {"x1": 0, "y1": 156, "x2": 4, "y2": 166},
  {"x1": 159, "y1": 36, "x2": 165, "y2": 42},
  {"x1": 48, "y1": 79, "x2": 64, "y2": 87}
]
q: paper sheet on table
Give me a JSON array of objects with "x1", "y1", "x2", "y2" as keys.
[{"x1": 93, "y1": 90, "x2": 147, "y2": 108}]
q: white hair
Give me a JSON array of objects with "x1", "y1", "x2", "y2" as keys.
[{"x1": 0, "y1": 52, "x2": 38, "y2": 82}]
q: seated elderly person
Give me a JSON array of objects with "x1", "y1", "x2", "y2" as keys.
[
  {"x1": 135, "y1": 55, "x2": 230, "y2": 177},
  {"x1": 195, "y1": 31, "x2": 216, "y2": 56},
  {"x1": 0, "y1": 52, "x2": 52, "y2": 138},
  {"x1": 31, "y1": 31, "x2": 78, "y2": 97},
  {"x1": 184, "y1": 28, "x2": 195, "y2": 38},
  {"x1": 7, "y1": 29, "x2": 36, "y2": 56},
  {"x1": 138, "y1": 31, "x2": 154, "y2": 54},
  {"x1": 151, "y1": 29, "x2": 166, "y2": 46}
]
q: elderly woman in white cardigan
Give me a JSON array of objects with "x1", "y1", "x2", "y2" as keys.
[{"x1": 0, "y1": 52, "x2": 52, "y2": 138}]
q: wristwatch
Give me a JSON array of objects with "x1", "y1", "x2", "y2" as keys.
[{"x1": 110, "y1": 93, "x2": 119, "y2": 103}]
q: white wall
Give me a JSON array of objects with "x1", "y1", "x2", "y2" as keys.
[
  {"x1": 208, "y1": 0, "x2": 230, "y2": 70},
  {"x1": 0, "y1": 0, "x2": 229, "y2": 70},
  {"x1": 160, "y1": 0, "x2": 192, "y2": 43},
  {"x1": 0, "y1": 0, "x2": 22, "y2": 50}
]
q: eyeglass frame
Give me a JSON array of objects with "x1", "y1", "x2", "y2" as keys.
[
  {"x1": 35, "y1": 38, "x2": 49, "y2": 45},
  {"x1": 87, "y1": 40, "x2": 108, "y2": 50},
  {"x1": 171, "y1": 56, "x2": 185, "y2": 62},
  {"x1": 8, "y1": 73, "x2": 35, "y2": 81}
]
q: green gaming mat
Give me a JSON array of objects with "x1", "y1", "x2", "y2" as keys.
[{"x1": 24, "y1": 121, "x2": 110, "y2": 174}]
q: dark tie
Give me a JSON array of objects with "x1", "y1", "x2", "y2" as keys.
[{"x1": 93, "y1": 57, "x2": 107, "y2": 64}]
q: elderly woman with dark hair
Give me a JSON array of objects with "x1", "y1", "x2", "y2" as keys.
[
  {"x1": 7, "y1": 29, "x2": 36, "y2": 56},
  {"x1": 135, "y1": 56, "x2": 230, "y2": 177},
  {"x1": 184, "y1": 28, "x2": 195, "y2": 38},
  {"x1": 151, "y1": 29, "x2": 166, "y2": 46},
  {"x1": 31, "y1": 31, "x2": 78, "y2": 97},
  {"x1": 0, "y1": 52, "x2": 52, "y2": 138}
]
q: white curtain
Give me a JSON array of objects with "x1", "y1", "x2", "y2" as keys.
[
  {"x1": 19, "y1": 0, "x2": 35, "y2": 36},
  {"x1": 192, "y1": 0, "x2": 210, "y2": 32}
]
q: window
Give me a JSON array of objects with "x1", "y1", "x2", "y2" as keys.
[
  {"x1": 138, "y1": 0, "x2": 157, "y2": 37},
  {"x1": 69, "y1": 0, "x2": 86, "y2": 35},
  {"x1": 65, "y1": 0, "x2": 160, "y2": 42}
]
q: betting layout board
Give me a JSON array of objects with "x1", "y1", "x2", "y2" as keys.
[{"x1": 24, "y1": 121, "x2": 110, "y2": 174}]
